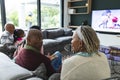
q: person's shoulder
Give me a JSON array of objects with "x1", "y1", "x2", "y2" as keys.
[
  {"x1": 21, "y1": 48, "x2": 33, "y2": 54},
  {"x1": 2, "y1": 31, "x2": 10, "y2": 36},
  {"x1": 98, "y1": 52, "x2": 106, "y2": 57},
  {"x1": 63, "y1": 55, "x2": 77, "y2": 64},
  {"x1": 17, "y1": 49, "x2": 36, "y2": 58}
]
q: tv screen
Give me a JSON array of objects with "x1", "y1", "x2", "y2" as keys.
[{"x1": 92, "y1": 9, "x2": 120, "y2": 34}]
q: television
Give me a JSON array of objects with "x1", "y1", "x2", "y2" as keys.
[{"x1": 91, "y1": 9, "x2": 120, "y2": 34}]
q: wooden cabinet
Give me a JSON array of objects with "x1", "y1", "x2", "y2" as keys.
[{"x1": 68, "y1": 0, "x2": 92, "y2": 15}]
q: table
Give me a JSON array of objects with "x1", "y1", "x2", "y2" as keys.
[
  {"x1": 99, "y1": 45, "x2": 120, "y2": 74},
  {"x1": 109, "y1": 46, "x2": 120, "y2": 74}
]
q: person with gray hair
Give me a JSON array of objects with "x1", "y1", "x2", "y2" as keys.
[
  {"x1": 0, "y1": 23, "x2": 15, "y2": 44},
  {"x1": 61, "y1": 25, "x2": 111, "y2": 80},
  {"x1": 0, "y1": 23, "x2": 15, "y2": 58}
]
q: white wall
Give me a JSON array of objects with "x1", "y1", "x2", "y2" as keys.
[{"x1": 64, "y1": 0, "x2": 70, "y2": 27}]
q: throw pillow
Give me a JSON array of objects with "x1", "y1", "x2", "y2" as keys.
[
  {"x1": 32, "y1": 63, "x2": 47, "y2": 80},
  {"x1": 48, "y1": 73, "x2": 60, "y2": 80}
]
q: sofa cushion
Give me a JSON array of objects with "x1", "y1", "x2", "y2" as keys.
[
  {"x1": 32, "y1": 63, "x2": 47, "y2": 80},
  {"x1": 55, "y1": 36, "x2": 72, "y2": 44},
  {"x1": 47, "y1": 29, "x2": 64, "y2": 39},
  {"x1": 26, "y1": 77, "x2": 43, "y2": 80},
  {"x1": 0, "y1": 52, "x2": 33, "y2": 80},
  {"x1": 43, "y1": 39, "x2": 59, "y2": 47}
]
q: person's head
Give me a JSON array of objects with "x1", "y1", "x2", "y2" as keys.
[
  {"x1": 4, "y1": 23, "x2": 15, "y2": 34},
  {"x1": 71, "y1": 26, "x2": 100, "y2": 54},
  {"x1": 26, "y1": 29, "x2": 43, "y2": 50},
  {"x1": 14, "y1": 29, "x2": 25, "y2": 42},
  {"x1": 30, "y1": 25, "x2": 40, "y2": 30}
]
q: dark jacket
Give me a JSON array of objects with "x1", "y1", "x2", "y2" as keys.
[{"x1": 15, "y1": 48, "x2": 56, "y2": 77}]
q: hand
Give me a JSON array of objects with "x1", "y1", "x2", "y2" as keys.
[{"x1": 46, "y1": 53, "x2": 56, "y2": 60}]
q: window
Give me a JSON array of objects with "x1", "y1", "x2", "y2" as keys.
[
  {"x1": 0, "y1": 6, "x2": 2, "y2": 35},
  {"x1": 41, "y1": 0, "x2": 61, "y2": 29},
  {"x1": 0, "y1": 1, "x2": 3, "y2": 37},
  {"x1": 4, "y1": 0, "x2": 61, "y2": 30},
  {"x1": 5, "y1": 0, "x2": 37, "y2": 30}
]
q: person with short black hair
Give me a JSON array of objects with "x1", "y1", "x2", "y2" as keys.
[
  {"x1": 30, "y1": 25, "x2": 40, "y2": 30},
  {"x1": 13, "y1": 29, "x2": 25, "y2": 46}
]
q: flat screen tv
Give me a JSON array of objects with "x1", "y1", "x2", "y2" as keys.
[{"x1": 91, "y1": 9, "x2": 120, "y2": 34}]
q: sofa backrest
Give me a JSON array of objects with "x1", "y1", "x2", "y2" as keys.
[
  {"x1": 42, "y1": 28, "x2": 73, "y2": 39},
  {"x1": 42, "y1": 30, "x2": 47, "y2": 39},
  {"x1": 47, "y1": 28, "x2": 64, "y2": 39}
]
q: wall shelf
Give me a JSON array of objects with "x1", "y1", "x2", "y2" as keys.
[
  {"x1": 68, "y1": 26, "x2": 79, "y2": 29},
  {"x1": 68, "y1": 0, "x2": 92, "y2": 15},
  {"x1": 69, "y1": 6, "x2": 87, "y2": 9}
]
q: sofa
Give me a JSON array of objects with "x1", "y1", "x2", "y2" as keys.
[
  {"x1": 0, "y1": 52, "x2": 33, "y2": 80},
  {"x1": 42, "y1": 28, "x2": 73, "y2": 55},
  {"x1": 0, "y1": 28, "x2": 73, "y2": 58},
  {"x1": 0, "y1": 52, "x2": 62, "y2": 80},
  {"x1": 0, "y1": 52, "x2": 52, "y2": 80}
]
